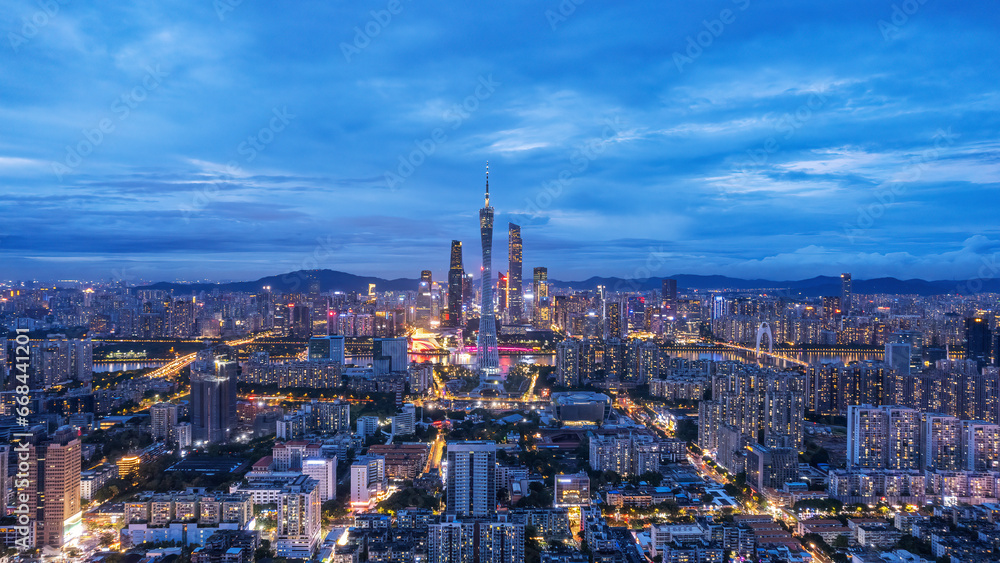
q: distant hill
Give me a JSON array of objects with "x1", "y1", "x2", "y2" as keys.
[{"x1": 138, "y1": 269, "x2": 1000, "y2": 296}]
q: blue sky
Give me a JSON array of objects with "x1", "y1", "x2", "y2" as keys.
[{"x1": 1, "y1": 0, "x2": 998, "y2": 283}]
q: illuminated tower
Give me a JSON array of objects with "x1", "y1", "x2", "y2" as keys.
[
  {"x1": 478, "y1": 164, "x2": 501, "y2": 375},
  {"x1": 446, "y1": 241, "x2": 464, "y2": 327},
  {"x1": 508, "y1": 223, "x2": 524, "y2": 322}
]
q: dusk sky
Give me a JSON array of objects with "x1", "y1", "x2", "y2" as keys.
[{"x1": 1, "y1": 1, "x2": 998, "y2": 283}]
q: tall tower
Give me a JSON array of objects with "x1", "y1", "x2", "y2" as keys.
[
  {"x1": 840, "y1": 273, "x2": 852, "y2": 314},
  {"x1": 508, "y1": 223, "x2": 523, "y2": 323},
  {"x1": 447, "y1": 241, "x2": 464, "y2": 328},
  {"x1": 416, "y1": 270, "x2": 432, "y2": 328},
  {"x1": 478, "y1": 164, "x2": 501, "y2": 375}
]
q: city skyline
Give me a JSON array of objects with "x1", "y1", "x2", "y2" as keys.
[{"x1": 1, "y1": 3, "x2": 998, "y2": 281}]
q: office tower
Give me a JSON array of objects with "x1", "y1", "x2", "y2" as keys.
[
  {"x1": 308, "y1": 335, "x2": 346, "y2": 364},
  {"x1": 662, "y1": 278, "x2": 678, "y2": 317},
  {"x1": 885, "y1": 342, "x2": 912, "y2": 376},
  {"x1": 350, "y1": 455, "x2": 386, "y2": 508},
  {"x1": 302, "y1": 457, "x2": 337, "y2": 502},
  {"x1": 532, "y1": 267, "x2": 550, "y2": 330},
  {"x1": 477, "y1": 166, "x2": 500, "y2": 375},
  {"x1": 289, "y1": 303, "x2": 312, "y2": 339},
  {"x1": 447, "y1": 241, "x2": 465, "y2": 328},
  {"x1": 841, "y1": 273, "x2": 852, "y2": 314},
  {"x1": 605, "y1": 301, "x2": 622, "y2": 340},
  {"x1": 497, "y1": 272, "x2": 508, "y2": 315},
  {"x1": 26, "y1": 427, "x2": 82, "y2": 548},
  {"x1": 553, "y1": 472, "x2": 591, "y2": 506},
  {"x1": 556, "y1": 339, "x2": 581, "y2": 387},
  {"x1": 508, "y1": 223, "x2": 524, "y2": 322},
  {"x1": 417, "y1": 270, "x2": 433, "y2": 329},
  {"x1": 373, "y1": 337, "x2": 408, "y2": 375},
  {"x1": 746, "y1": 444, "x2": 799, "y2": 490},
  {"x1": 191, "y1": 357, "x2": 238, "y2": 444},
  {"x1": 275, "y1": 475, "x2": 322, "y2": 559},
  {"x1": 150, "y1": 402, "x2": 179, "y2": 441},
  {"x1": 922, "y1": 413, "x2": 962, "y2": 470},
  {"x1": 446, "y1": 441, "x2": 497, "y2": 518},
  {"x1": 966, "y1": 317, "x2": 993, "y2": 368}
]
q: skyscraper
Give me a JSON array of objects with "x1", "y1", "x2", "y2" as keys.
[
  {"x1": 191, "y1": 356, "x2": 238, "y2": 444},
  {"x1": 477, "y1": 165, "x2": 500, "y2": 375},
  {"x1": 508, "y1": 223, "x2": 523, "y2": 322},
  {"x1": 416, "y1": 270, "x2": 433, "y2": 328},
  {"x1": 446, "y1": 441, "x2": 497, "y2": 518},
  {"x1": 26, "y1": 426, "x2": 81, "y2": 548},
  {"x1": 447, "y1": 241, "x2": 464, "y2": 328},
  {"x1": 532, "y1": 266, "x2": 550, "y2": 330},
  {"x1": 841, "y1": 273, "x2": 852, "y2": 314}
]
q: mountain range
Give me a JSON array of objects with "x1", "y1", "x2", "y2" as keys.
[{"x1": 138, "y1": 269, "x2": 999, "y2": 297}]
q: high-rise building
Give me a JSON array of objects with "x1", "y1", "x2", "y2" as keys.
[
  {"x1": 885, "y1": 342, "x2": 912, "y2": 377},
  {"x1": 961, "y1": 420, "x2": 1000, "y2": 471},
  {"x1": 417, "y1": 270, "x2": 433, "y2": 329},
  {"x1": 477, "y1": 166, "x2": 500, "y2": 375},
  {"x1": 191, "y1": 357, "x2": 238, "y2": 444},
  {"x1": 373, "y1": 337, "x2": 408, "y2": 375},
  {"x1": 532, "y1": 267, "x2": 550, "y2": 330},
  {"x1": 447, "y1": 240, "x2": 465, "y2": 328},
  {"x1": 308, "y1": 335, "x2": 345, "y2": 365},
  {"x1": 350, "y1": 455, "x2": 386, "y2": 509},
  {"x1": 746, "y1": 444, "x2": 799, "y2": 490},
  {"x1": 966, "y1": 317, "x2": 993, "y2": 368},
  {"x1": 661, "y1": 278, "x2": 678, "y2": 318},
  {"x1": 605, "y1": 301, "x2": 622, "y2": 340},
  {"x1": 275, "y1": 475, "x2": 322, "y2": 559},
  {"x1": 150, "y1": 402, "x2": 179, "y2": 441},
  {"x1": 478, "y1": 520, "x2": 525, "y2": 563},
  {"x1": 922, "y1": 413, "x2": 962, "y2": 470},
  {"x1": 841, "y1": 273, "x2": 852, "y2": 314},
  {"x1": 555, "y1": 339, "x2": 581, "y2": 388},
  {"x1": 508, "y1": 223, "x2": 523, "y2": 322},
  {"x1": 446, "y1": 441, "x2": 497, "y2": 518},
  {"x1": 302, "y1": 457, "x2": 337, "y2": 502},
  {"x1": 553, "y1": 472, "x2": 591, "y2": 506},
  {"x1": 26, "y1": 427, "x2": 82, "y2": 548}
]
